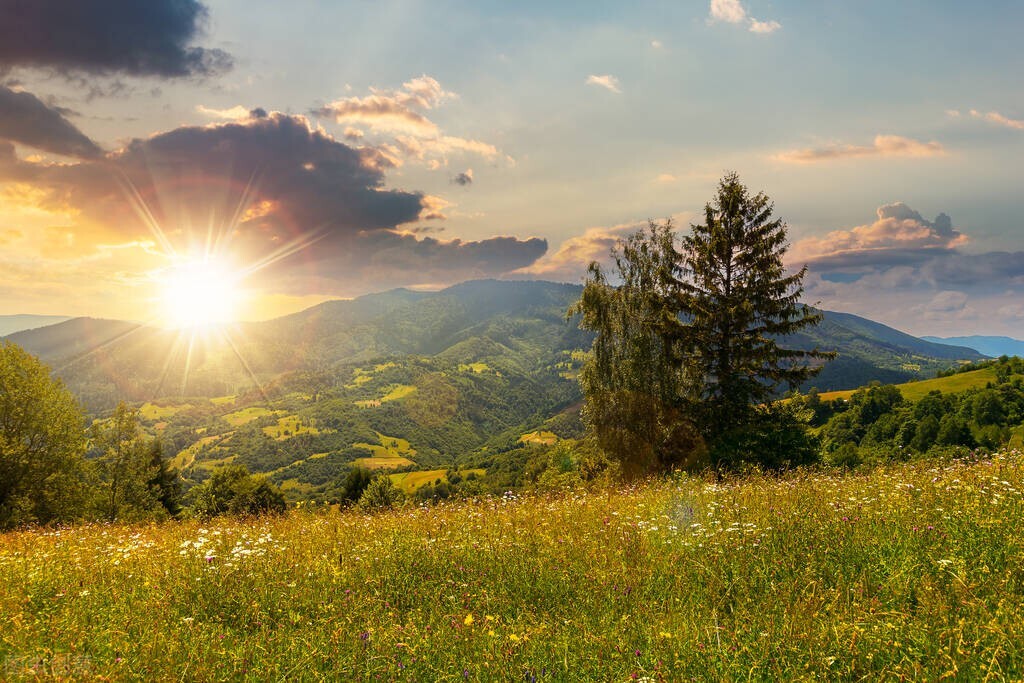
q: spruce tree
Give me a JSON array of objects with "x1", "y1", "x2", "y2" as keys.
[{"x1": 678, "y1": 172, "x2": 832, "y2": 459}]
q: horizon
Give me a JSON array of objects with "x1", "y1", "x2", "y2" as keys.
[{"x1": 1, "y1": 1, "x2": 1022, "y2": 336}]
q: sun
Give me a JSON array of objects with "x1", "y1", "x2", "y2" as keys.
[{"x1": 159, "y1": 257, "x2": 244, "y2": 329}]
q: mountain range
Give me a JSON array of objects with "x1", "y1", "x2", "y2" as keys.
[
  {"x1": 5, "y1": 279, "x2": 985, "y2": 415},
  {"x1": 922, "y1": 335, "x2": 1024, "y2": 358}
]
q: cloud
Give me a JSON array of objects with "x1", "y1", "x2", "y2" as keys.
[
  {"x1": 518, "y1": 213, "x2": 694, "y2": 283},
  {"x1": 749, "y1": 19, "x2": 781, "y2": 34},
  {"x1": 793, "y1": 203, "x2": 1024, "y2": 335},
  {"x1": 650, "y1": 39, "x2": 664, "y2": 49},
  {"x1": 0, "y1": 113, "x2": 545, "y2": 296},
  {"x1": 654, "y1": 173, "x2": 678, "y2": 183},
  {"x1": 710, "y1": 0, "x2": 747, "y2": 24},
  {"x1": 969, "y1": 109, "x2": 1024, "y2": 130},
  {"x1": 775, "y1": 135, "x2": 944, "y2": 163},
  {"x1": 0, "y1": 86, "x2": 102, "y2": 158},
  {"x1": 708, "y1": 0, "x2": 781, "y2": 33},
  {"x1": 585, "y1": 75, "x2": 621, "y2": 93},
  {"x1": 451, "y1": 169, "x2": 473, "y2": 186},
  {"x1": 791, "y1": 203, "x2": 967, "y2": 269},
  {"x1": 313, "y1": 76, "x2": 502, "y2": 167},
  {"x1": 0, "y1": 0, "x2": 231, "y2": 78},
  {"x1": 196, "y1": 105, "x2": 254, "y2": 121}
]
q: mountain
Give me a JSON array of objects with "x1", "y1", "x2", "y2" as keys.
[
  {"x1": 921, "y1": 335, "x2": 1024, "y2": 358},
  {"x1": 0, "y1": 314, "x2": 72, "y2": 337},
  {"x1": 6, "y1": 280, "x2": 986, "y2": 411}
]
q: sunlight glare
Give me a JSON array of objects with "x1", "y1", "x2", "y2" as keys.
[{"x1": 160, "y1": 257, "x2": 243, "y2": 329}]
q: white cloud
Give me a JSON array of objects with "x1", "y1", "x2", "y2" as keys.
[
  {"x1": 650, "y1": 39, "x2": 663, "y2": 49},
  {"x1": 195, "y1": 105, "x2": 252, "y2": 121},
  {"x1": 749, "y1": 19, "x2": 781, "y2": 34},
  {"x1": 585, "y1": 74, "x2": 622, "y2": 93},
  {"x1": 709, "y1": 0, "x2": 780, "y2": 33},
  {"x1": 710, "y1": 0, "x2": 747, "y2": 24},
  {"x1": 969, "y1": 109, "x2": 1024, "y2": 130}
]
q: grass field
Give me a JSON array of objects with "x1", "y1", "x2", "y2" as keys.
[
  {"x1": 4, "y1": 452, "x2": 1024, "y2": 679},
  {"x1": 138, "y1": 402, "x2": 192, "y2": 421},
  {"x1": 458, "y1": 362, "x2": 491, "y2": 374},
  {"x1": 352, "y1": 432, "x2": 417, "y2": 470},
  {"x1": 261, "y1": 415, "x2": 329, "y2": 441},
  {"x1": 389, "y1": 468, "x2": 487, "y2": 494},
  {"x1": 221, "y1": 406, "x2": 283, "y2": 427},
  {"x1": 520, "y1": 430, "x2": 559, "y2": 446},
  {"x1": 817, "y1": 367, "x2": 1002, "y2": 402},
  {"x1": 354, "y1": 384, "x2": 418, "y2": 408}
]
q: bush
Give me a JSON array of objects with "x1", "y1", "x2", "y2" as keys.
[
  {"x1": 357, "y1": 476, "x2": 404, "y2": 511},
  {"x1": 190, "y1": 464, "x2": 286, "y2": 517}
]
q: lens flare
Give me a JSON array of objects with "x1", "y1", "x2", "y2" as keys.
[{"x1": 159, "y1": 257, "x2": 243, "y2": 329}]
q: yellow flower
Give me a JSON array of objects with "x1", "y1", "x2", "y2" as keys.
[{"x1": 464, "y1": 614, "x2": 474, "y2": 626}]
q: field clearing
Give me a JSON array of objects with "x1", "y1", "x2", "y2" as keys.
[
  {"x1": 354, "y1": 384, "x2": 417, "y2": 408},
  {"x1": 817, "y1": 367, "x2": 1001, "y2": 402},
  {"x1": 389, "y1": 468, "x2": 486, "y2": 493},
  {"x1": 139, "y1": 402, "x2": 192, "y2": 421},
  {"x1": 520, "y1": 430, "x2": 558, "y2": 445},
  {"x1": 3, "y1": 452, "x2": 1024, "y2": 679},
  {"x1": 352, "y1": 432, "x2": 417, "y2": 470},
  {"x1": 210, "y1": 395, "x2": 237, "y2": 406},
  {"x1": 458, "y1": 362, "x2": 491, "y2": 373},
  {"x1": 221, "y1": 406, "x2": 284, "y2": 427},
  {"x1": 170, "y1": 433, "x2": 232, "y2": 471},
  {"x1": 261, "y1": 415, "x2": 330, "y2": 441}
]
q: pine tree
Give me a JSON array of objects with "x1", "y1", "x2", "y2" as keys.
[{"x1": 678, "y1": 172, "x2": 832, "y2": 458}]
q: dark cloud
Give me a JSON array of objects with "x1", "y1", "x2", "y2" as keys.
[
  {"x1": 451, "y1": 169, "x2": 474, "y2": 186},
  {"x1": 0, "y1": 86, "x2": 103, "y2": 158},
  {"x1": 0, "y1": 112, "x2": 547, "y2": 294},
  {"x1": 0, "y1": 0, "x2": 231, "y2": 78}
]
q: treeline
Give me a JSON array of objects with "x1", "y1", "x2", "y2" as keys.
[
  {"x1": 796, "y1": 356, "x2": 1024, "y2": 467},
  {"x1": 0, "y1": 342, "x2": 285, "y2": 530}
]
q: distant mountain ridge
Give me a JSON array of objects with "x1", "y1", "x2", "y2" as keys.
[
  {"x1": 4, "y1": 279, "x2": 985, "y2": 412},
  {"x1": 0, "y1": 314, "x2": 72, "y2": 337},
  {"x1": 921, "y1": 335, "x2": 1024, "y2": 358}
]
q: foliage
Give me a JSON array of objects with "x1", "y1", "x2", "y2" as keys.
[
  {"x1": 5, "y1": 453, "x2": 1024, "y2": 679},
  {"x1": 357, "y1": 475, "x2": 405, "y2": 511},
  {"x1": 338, "y1": 466, "x2": 373, "y2": 505},
  {"x1": 572, "y1": 174, "x2": 830, "y2": 473},
  {"x1": 90, "y1": 403, "x2": 168, "y2": 521},
  {"x1": 679, "y1": 173, "x2": 833, "y2": 462},
  {"x1": 189, "y1": 464, "x2": 286, "y2": 517},
  {"x1": 0, "y1": 342, "x2": 89, "y2": 529}
]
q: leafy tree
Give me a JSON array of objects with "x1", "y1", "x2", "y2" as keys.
[
  {"x1": 357, "y1": 475, "x2": 404, "y2": 511},
  {"x1": 339, "y1": 466, "x2": 373, "y2": 505},
  {"x1": 678, "y1": 172, "x2": 833, "y2": 462},
  {"x1": 570, "y1": 222, "x2": 704, "y2": 477},
  {"x1": 190, "y1": 463, "x2": 286, "y2": 517},
  {"x1": 0, "y1": 342, "x2": 90, "y2": 529},
  {"x1": 90, "y1": 403, "x2": 162, "y2": 521}
]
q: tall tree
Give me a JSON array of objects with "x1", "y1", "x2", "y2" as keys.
[
  {"x1": 0, "y1": 342, "x2": 89, "y2": 528},
  {"x1": 678, "y1": 172, "x2": 832, "y2": 461},
  {"x1": 91, "y1": 403, "x2": 161, "y2": 521},
  {"x1": 570, "y1": 222, "x2": 704, "y2": 477},
  {"x1": 572, "y1": 173, "x2": 831, "y2": 472}
]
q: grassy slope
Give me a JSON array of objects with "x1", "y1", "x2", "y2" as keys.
[
  {"x1": 3, "y1": 453, "x2": 1024, "y2": 679},
  {"x1": 818, "y1": 367, "x2": 1000, "y2": 402}
]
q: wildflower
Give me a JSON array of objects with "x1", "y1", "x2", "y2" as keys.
[{"x1": 464, "y1": 613, "x2": 474, "y2": 626}]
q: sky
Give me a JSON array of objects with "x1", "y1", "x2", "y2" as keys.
[{"x1": 0, "y1": 0, "x2": 1022, "y2": 336}]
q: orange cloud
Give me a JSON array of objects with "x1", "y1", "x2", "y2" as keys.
[{"x1": 775, "y1": 135, "x2": 945, "y2": 163}]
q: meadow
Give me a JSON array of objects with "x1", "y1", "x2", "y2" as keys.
[{"x1": 3, "y1": 452, "x2": 1024, "y2": 681}]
